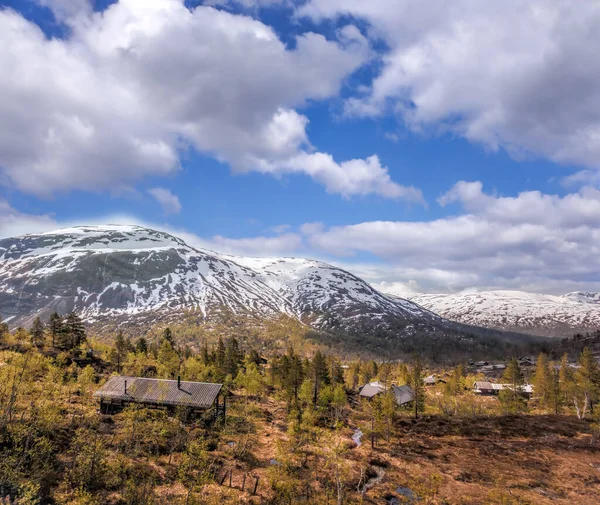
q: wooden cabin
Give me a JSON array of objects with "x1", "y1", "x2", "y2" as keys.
[
  {"x1": 358, "y1": 381, "x2": 415, "y2": 407},
  {"x1": 94, "y1": 375, "x2": 224, "y2": 421}
]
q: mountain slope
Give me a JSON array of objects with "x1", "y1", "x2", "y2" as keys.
[
  {"x1": 407, "y1": 290, "x2": 600, "y2": 337},
  {"x1": 0, "y1": 225, "x2": 445, "y2": 340}
]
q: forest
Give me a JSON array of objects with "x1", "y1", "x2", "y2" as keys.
[{"x1": 0, "y1": 312, "x2": 599, "y2": 504}]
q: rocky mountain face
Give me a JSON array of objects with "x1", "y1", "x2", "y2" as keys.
[
  {"x1": 407, "y1": 290, "x2": 600, "y2": 337},
  {"x1": 0, "y1": 225, "x2": 447, "y2": 340}
]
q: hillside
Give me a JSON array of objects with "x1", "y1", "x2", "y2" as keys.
[
  {"x1": 0, "y1": 225, "x2": 448, "y2": 339},
  {"x1": 406, "y1": 291, "x2": 600, "y2": 338}
]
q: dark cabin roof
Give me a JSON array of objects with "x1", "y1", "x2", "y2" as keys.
[{"x1": 93, "y1": 376, "x2": 222, "y2": 409}]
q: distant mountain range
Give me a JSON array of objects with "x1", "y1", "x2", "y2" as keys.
[
  {"x1": 2, "y1": 225, "x2": 595, "y2": 350},
  {"x1": 0, "y1": 225, "x2": 447, "y2": 342},
  {"x1": 405, "y1": 290, "x2": 600, "y2": 337}
]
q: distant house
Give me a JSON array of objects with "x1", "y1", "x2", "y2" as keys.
[
  {"x1": 473, "y1": 381, "x2": 503, "y2": 395},
  {"x1": 423, "y1": 374, "x2": 446, "y2": 386},
  {"x1": 518, "y1": 357, "x2": 535, "y2": 367},
  {"x1": 358, "y1": 381, "x2": 415, "y2": 407},
  {"x1": 480, "y1": 364, "x2": 507, "y2": 374},
  {"x1": 473, "y1": 381, "x2": 533, "y2": 398},
  {"x1": 474, "y1": 361, "x2": 489, "y2": 368},
  {"x1": 358, "y1": 381, "x2": 387, "y2": 399},
  {"x1": 94, "y1": 375, "x2": 224, "y2": 420}
]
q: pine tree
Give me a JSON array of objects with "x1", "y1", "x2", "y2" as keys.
[
  {"x1": 215, "y1": 337, "x2": 225, "y2": 372},
  {"x1": 224, "y1": 337, "x2": 241, "y2": 377},
  {"x1": 161, "y1": 327, "x2": 175, "y2": 347},
  {"x1": 135, "y1": 337, "x2": 148, "y2": 355},
  {"x1": 114, "y1": 330, "x2": 128, "y2": 373},
  {"x1": 408, "y1": 353, "x2": 425, "y2": 419},
  {"x1": 59, "y1": 312, "x2": 86, "y2": 350},
  {"x1": 311, "y1": 351, "x2": 330, "y2": 404},
  {"x1": 30, "y1": 316, "x2": 45, "y2": 348},
  {"x1": 200, "y1": 343, "x2": 210, "y2": 365},
  {"x1": 48, "y1": 312, "x2": 63, "y2": 349}
]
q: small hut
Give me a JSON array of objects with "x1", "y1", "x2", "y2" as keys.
[{"x1": 94, "y1": 376, "x2": 224, "y2": 420}]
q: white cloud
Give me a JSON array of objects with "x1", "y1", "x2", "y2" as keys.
[
  {"x1": 0, "y1": 1, "x2": 413, "y2": 200},
  {"x1": 5, "y1": 179, "x2": 600, "y2": 295},
  {"x1": 300, "y1": 0, "x2": 600, "y2": 173},
  {"x1": 147, "y1": 187, "x2": 182, "y2": 215},
  {"x1": 0, "y1": 200, "x2": 58, "y2": 239},
  {"x1": 302, "y1": 182, "x2": 600, "y2": 293},
  {"x1": 270, "y1": 224, "x2": 291, "y2": 234},
  {"x1": 300, "y1": 222, "x2": 324, "y2": 235},
  {"x1": 206, "y1": 233, "x2": 304, "y2": 257}
]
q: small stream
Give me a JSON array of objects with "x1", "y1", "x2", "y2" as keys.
[
  {"x1": 352, "y1": 428, "x2": 363, "y2": 447},
  {"x1": 363, "y1": 465, "x2": 386, "y2": 491}
]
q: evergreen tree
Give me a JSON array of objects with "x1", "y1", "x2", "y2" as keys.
[
  {"x1": 280, "y1": 348, "x2": 304, "y2": 404},
  {"x1": 224, "y1": 337, "x2": 241, "y2": 377},
  {"x1": 135, "y1": 337, "x2": 148, "y2": 356},
  {"x1": 30, "y1": 316, "x2": 45, "y2": 348},
  {"x1": 200, "y1": 343, "x2": 210, "y2": 365},
  {"x1": 161, "y1": 327, "x2": 175, "y2": 347},
  {"x1": 59, "y1": 311, "x2": 86, "y2": 350},
  {"x1": 408, "y1": 353, "x2": 425, "y2": 419},
  {"x1": 48, "y1": 312, "x2": 63, "y2": 349},
  {"x1": 215, "y1": 337, "x2": 226, "y2": 372},
  {"x1": 311, "y1": 351, "x2": 330, "y2": 404},
  {"x1": 114, "y1": 330, "x2": 128, "y2": 373}
]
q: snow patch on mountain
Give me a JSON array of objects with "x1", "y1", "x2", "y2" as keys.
[
  {"x1": 0, "y1": 226, "x2": 442, "y2": 337},
  {"x1": 404, "y1": 290, "x2": 600, "y2": 337}
]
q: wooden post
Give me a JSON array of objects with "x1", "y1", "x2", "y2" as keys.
[
  {"x1": 229, "y1": 469, "x2": 232, "y2": 487},
  {"x1": 219, "y1": 472, "x2": 228, "y2": 486},
  {"x1": 252, "y1": 476, "x2": 259, "y2": 495},
  {"x1": 242, "y1": 474, "x2": 246, "y2": 491}
]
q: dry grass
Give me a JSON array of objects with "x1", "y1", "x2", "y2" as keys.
[{"x1": 354, "y1": 414, "x2": 600, "y2": 504}]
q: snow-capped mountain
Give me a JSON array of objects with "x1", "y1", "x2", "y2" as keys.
[
  {"x1": 406, "y1": 290, "x2": 600, "y2": 337},
  {"x1": 0, "y1": 225, "x2": 444, "y2": 338}
]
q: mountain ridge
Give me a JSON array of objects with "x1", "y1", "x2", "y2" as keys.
[
  {"x1": 0, "y1": 225, "x2": 448, "y2": 342},
  {"x1": 403, "y1": 290, "x2": 600, "y2": 337}
]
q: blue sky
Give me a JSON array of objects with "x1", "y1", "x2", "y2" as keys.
[{"x1": 2, "y1": 0, "x2": 600, "y2": 295}]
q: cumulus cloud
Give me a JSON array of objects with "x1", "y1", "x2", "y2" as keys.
[
  {"x1": 300, "y1": 0, "x2": 600, "y2": 173},
  {"x1": 0, "y1": 0, "x2": 411, "y2": 200},
  {"x1": 147, "y1": 187, "x2": 182, "y2": 215},
  {"x1": 4, "y1": 180, "x2": 600, "y2": 294},
  {"x1": 301, "y1": 182, "x2": 600, "y2": 293}
]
